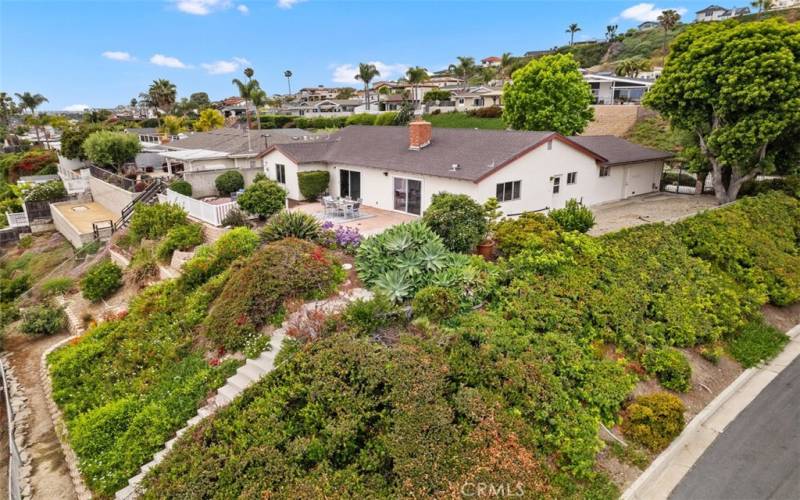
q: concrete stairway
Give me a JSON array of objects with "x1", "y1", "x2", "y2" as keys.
[{"x1": 115, "y1": 288, "x2": 372, "y2": 499}]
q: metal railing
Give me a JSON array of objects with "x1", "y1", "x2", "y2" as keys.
[
  {"x1": 1, "y1": 359, "x2": 23, "y2": 500},
  {"x1": 89, "y1": 165, "x2": 136, "y2": 192}
]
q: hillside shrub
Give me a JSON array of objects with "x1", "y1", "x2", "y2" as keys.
[
  {"x1": 346, "y1": 113, "x2": 377, "y2": 126},
  {"x1": 297, "y1": 170, "x2": 330, "y2": 200},
  {"x1": 374, "y1": 112, "x2": 398, "y2": 126},
  {"x1": 127, "y1": 247, "x2": 159, "y2": 284},
  {"x1": 412, "y1": 285, "x2": 459, "y2": 321},
  {"x1": 180, "y1": 227, "x2": 260, "y2": 289},
  {"x1": 548, "y1": 199, "x2": 595, "y2": 233},
  {"x1": 155, "y1": 223, "x2": 204, "y2": 262},
  {"x1": 169, "y1": 180, "x2": 192, "y2": 197},
  {"x1": 739, "y1": 175, "x2": 800, "y2": 200},
  {"x1": 294, "y1": 116, "x2": 347, "y2": 129},
  {"x1": 82, "y1": 130, "x2": 140, "y2": 168},
  {"x1": 422, "y1": 193, "x2": 488, "y2": 253},
  {"x1": 236, "y1": 179, "x2": 287, "y2": 219},
  {"x1": 203, "y1": 238, "x2": 343, "y2": 350},
  {"x1": 642, "y1": 348, "x2": 692, "y2": 392},
  {"x1": 622, "y1": 392, "x2": 685, "y2": 452},
  {"x1": 220, "y1": 207, "x2": 249, "y2": 227},
  {"x1": 214, "y1": 170, "x2": 244, "y2": 196},
  {"x1": 40, "y1": 277, "x2": 75, "y2": 297},
  {"x1": 467, "y1": 106, "x2": 502, "y2": 118},
  {"x1": 258, "y1": 114, "x2": 298, "y2": 129},
  {"x1": 128, "y1": 203, "x2": 188, "y2": 242},
  {"x1": 25, "y1": 180, "x2": 67, "y2": 202},
  {"x1": 340, "y1": 294, "x2": 402, "y2": 336},
  {"x1": 356, "y1": 221, "x2": 451, "y2": 302},
  {"x1": 493, "y1": 212, "x2": 561, "y2": 257},
  {"x1": 21, "y1": 304, "x2": 65, "y2": 335},
  {"x1": 81, "y1": 260, "x2": 123, "y2": 301},
  {"x1": 260, "y1": 210, "x2": 320, "y2": 242},
  {"x1": 1, "y1": 274, "x2": 30, "y2": 302},
  {"x1": 727, "y1": 317, "x2": 789, "y2": 368}
]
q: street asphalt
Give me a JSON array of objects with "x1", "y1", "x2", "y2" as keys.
[{"x1": 669, "y1": 356, "x2": 800, "y2": 500}]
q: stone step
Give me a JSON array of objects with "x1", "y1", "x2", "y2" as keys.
[
  {"x1": 186, "y1": 414, "x2": 202, "y2": 427},
  {"x1": 140, "y1": 460, "x2": 156, "y2": 474},
  {"x1": 153, "y1": 448, "x2": 168, "y2": 463},
  {"x1": 214, "y1": 392, "x2": 231, "y2": 406},
  {"x1": 249, "y1": 355, "x2": 274, "y2": 372},
  {"x1": 218, "y1": 384, "x2": 241, "y2": 402},
  {"x1": 239, "y1": 362, "x2": 264, "y2": 380},
  {"x1": 228, "y1": 373, "x2": 253, "y2": 391},
  {"x1": 115, "y1": 485, "x2": 135, "y2": 500},
  {"x1": 197, "y1": 406, "x2": 213, "y2": 419},
  {"x1": 128, "y1": 471, "x2": 145, "y2": 487}
]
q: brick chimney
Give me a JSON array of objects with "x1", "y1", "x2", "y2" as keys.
[{"x1": 409, "y1": 119, "x2": 432, "y2": 150}]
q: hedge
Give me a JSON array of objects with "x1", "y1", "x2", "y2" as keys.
[
  {"x1": 297, "y1": 170, "x2": 330, "y2": 200},
  {"x1": 169, "y1": 180, "x2": 192, "y2": 197},
  {"x1": 214, "y1": 170, "x2": 244, "y2": 196}
]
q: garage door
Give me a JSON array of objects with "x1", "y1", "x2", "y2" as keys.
[{"x1": 624, "y1": 164, "x2": 657, "y2": 198}]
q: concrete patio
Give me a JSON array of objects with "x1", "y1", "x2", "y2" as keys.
[{"x1": 291, "y1": 202, "x2": 416, "y2": 236}]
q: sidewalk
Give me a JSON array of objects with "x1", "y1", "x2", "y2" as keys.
[{"x1": 622, "y1": 322, "x2": 800, "y2": 500}]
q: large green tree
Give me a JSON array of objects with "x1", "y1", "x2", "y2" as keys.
[
  {"x1": 644, "y1": 20, "x2": 800, "y2": 203},
  {"x1": 502, "y1": 53, "x2": 594, "y2": 135},
  {"x1": 82, "y1": 130, "x2": 141, "y2": 169}
]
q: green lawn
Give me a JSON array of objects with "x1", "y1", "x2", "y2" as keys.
[{"x1": 423, "y1": 112, "x2": 506, "y2": 130}]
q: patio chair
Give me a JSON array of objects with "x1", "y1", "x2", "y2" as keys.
[{"x1": 350, "y1": 200, "x2": 361, "y2": 218}]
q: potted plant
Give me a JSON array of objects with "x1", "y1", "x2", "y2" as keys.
[{"x1": 477, "y1": 197, "x2": 502, "y2": 259}]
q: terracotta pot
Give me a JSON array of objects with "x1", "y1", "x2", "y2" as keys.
[{"x1": 476, "y1": 239, "x2": 496, "y2": 260}]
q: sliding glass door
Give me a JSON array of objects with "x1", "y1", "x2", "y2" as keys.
[
  {"x1": 393, "y1": 177, "x2": 422, "y2": 215},
  {"x1": 340, "y1": 169, "x2": 361, "y2": 199}
]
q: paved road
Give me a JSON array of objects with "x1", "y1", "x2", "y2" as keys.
[{"x1": 670, "y1": 356, "x2": 800, "y2": 500}]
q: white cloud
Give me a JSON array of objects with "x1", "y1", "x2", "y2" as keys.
[
  {"x1": 174, "y1": 0, "x2": 232, "y2": 15},
  {"x1": 331, "y1": 61, "x2": 409, "y2": 84},
  {"x1": 102, "y1": 51, "x2": 132, "y2": 61},
  {"x1": 619, "y1": 3, "x2": 687, "y2": 22},
  {"x1": 277, "y1": 0, "x2": 306, "y2": 9},
  {"x1": 150, "y1": 54, "x2": 191, "y2": 69},
  {"x1": 237, "y1": 4, "x2": 249, "y2": 14},
  {"x1": 63, "y1": 104, "x2": 90, "y2": 112},
  {"x1": 201, "y1": 57, "x2": 251, "y2": 75}
]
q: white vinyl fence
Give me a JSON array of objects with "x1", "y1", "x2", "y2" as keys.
[
  {"x1": 5, "y1": 212, "x2": 28, "y2": 228},
  {"x1": 163, "y1": 189, "x2": 238, "y2": 227}
]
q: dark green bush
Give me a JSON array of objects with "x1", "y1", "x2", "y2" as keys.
[
  {"x1": 374, "y1": 112, "x2": 398, "y2": 126},
  {"x1": 412, "y1": 285, "x2": 459, "y2": 321},
  {"x1": 340, "y1": 294, "x2": 402, "y2": 336},
  {"x1": 203, "y1": 238, "x2": 343, "y2": 350},
  {"x1": 40, "y1": 277, "x2": 75, "y2": 297},
  {"x1": 1, "y1": 274, "x2": 30, "y2": 302},
  {"x1": 422, "y1": 193, "x2": 488, "y2": 253},
  {"x1": 739, "y1": 175, "x2": 800, "y2": 200},
  {"x1": 25, "y1": 180, "x2": 67, "y2": 202},
  {"x1": 156, "y1": 224, "x2": 204, "y2": 262},
  {"x1": 81, "y1": 260, "x2": 123, "y2": 301},
  {"x1": 236, "y1": 179, "x2": 287, "y2": 219},
  {"x1": 622, "y1": 392, "x2": 685, "y2": 452},
  {"x1": 467, "y1": 106, "x2": 503, "y2": 118},
  {"x1": 214, "y1": 170, "x2": 244, "y2": 196},
  {"x1": 21, "y1": 304, "x2": 65, "y2": 335},
  {"x1": 294, "y1": 116, "x2": 347, "y2": 129},
  {"x1": 220, "y1": 207, "x2": 249, "y2": 227},
  {"x1": 260, "y1": 210, "x2": 320, "y2": 242},
  {"x1": 128, "y1": 203, "x2": 188, "y2": 242},
  {"x1": 548, "y1": 199, "x2": 595, "y2": 233},
  {"x1": 642, "y1": 348, "x2": 692, "y2": 392},
  {"x1": 727, "y1": 317, "x2": 789, "y2": 368},
  {"x1": 179, "y1": 227, "x2": 260, "y2": 289},
  {"x1": 168, "y1": 180, "x2": 192, "y2": 197},
  {"x1": 297, "y1": 170, "x2": 330, "y2": 200},
  {"x1": 127, "y1": 247, "x2": 160, "y2": 284},
  {"x1": 258, "y1": 114, "x2": 299, "y2": 129},
  {"x1": 493, "y1": 212, "x2": 562, "y2": 257},
  {"x1": 346, "y1": 113, "x2": 377, "y2": 126}
]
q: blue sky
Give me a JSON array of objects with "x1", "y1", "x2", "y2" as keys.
[{"x1": 1, "y1": 0, "x2": 710, "y2": 110}]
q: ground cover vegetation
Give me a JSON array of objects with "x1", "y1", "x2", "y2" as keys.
[{"x1": 142, "y1": 192, "x2": 799, "y2": 498}]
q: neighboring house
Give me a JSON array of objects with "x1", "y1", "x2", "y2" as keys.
[
  {"x1": 297, "y1": 86, "x2": 350, "y2": 103},
  {"x1": 582, "y1": 72, "x2": 654, "y2": 104},
  {"x1": 451, "y1": 86, "x2": 504, "y2": 111},
  {"x1": 638, "y1": 21, "x2": 660, "y2": 30},
  {"x1": 771, "y1": 0, "x2": 800, "y2": 9},
  {"x1": 277, "y1": 99, "x2": 363, "y2": 117},
  {"x1": 524, "y1": 49, "x2": 553, "y2": 58},
  {"x1": 481, "y1": 56, "x2": 502, "y2": 67},
  {"x1": 695, "y1": 5, "x2": 750, "y2": 21},
  {"x1": 259, "y1": 123, "x2": 672, "y2": 216},
  {"x1": 159, "y1": 127, "x2": 319, "y2": 197},
  {"x1": 125, "y1": 127, "x2": 183, "y2": 146}
]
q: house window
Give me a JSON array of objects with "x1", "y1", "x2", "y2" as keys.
[
  {"x1": 276, "y1": 163, "x2": 286, "y2": 184},
  {"x1": 249, "y1": 160, "x2": 256, "y2": 169},
  {"x1": 552, "y1": 176, "x2": 561, "y2": 194},
  {"x1": 567, "y1": 172, "x2": 577, "y2": 184},
  {"x1": 496, "y1": 181, "x2": 521, "y2": 202},
  {"x1": 599, "y1": 166, "x2": 611, "y2": 177},
  {"x1": 547, "y1": 141, "x2": 553, "y2": 151}
]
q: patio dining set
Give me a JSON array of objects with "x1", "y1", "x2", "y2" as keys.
[{"x1": 322, "y1": 195, "x2": 362, "y2": 219}]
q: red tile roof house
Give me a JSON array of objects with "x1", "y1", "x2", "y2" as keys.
[{"x1": 257, "y1": 121, "x2": 673, "y2": 216}]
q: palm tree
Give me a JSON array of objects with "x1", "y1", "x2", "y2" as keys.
[
  {"x1": 14, "y1": 92, "x2": 49, "y2": 143},
  {"x1": 404, "y1": 66, "x2": 429, "y2": 107},
  {"x1": 566, "y1": 23, "x2": 581, "y2": 46},
  {"x1": 751, "y1": 0, "x2": 774, "y2": 18},
  {"x1": 147, "y1": 79, "x2": 177, "y2": 128},
  {"x1": 606, "y1": 24, "x2": 619, "y2": 42},
  {"x1": 615, "y1": 57, "x2": 653, "y2": 78},
  {"x1": 250, "y1": 86, "x2": 268, "y2": 130},
  {"x1": 448, "y1": 56, "x2": 476, "y2": 91},
  {"x1": 355, "y1": 63, "x2": 380, "y2": 111},
  {"x1": 0, "y1": 92, "x2": 16, "y2": 126},
  {"x1": 498, "y1": 52, "x2": 514, "y2": 82},
  {"x1": 658, "y1": 10, "x2": 681, "y2": 52},
  {"x1": 284, "y1": 70, "x2": 293, "y2": 96},
  {"x1": 232, "y1": 67, "x2": 260, "y2": 129}
]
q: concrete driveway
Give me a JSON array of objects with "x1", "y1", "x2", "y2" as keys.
[{"x1": 589, "y1": 193, "x2": 719, "y2": 236}]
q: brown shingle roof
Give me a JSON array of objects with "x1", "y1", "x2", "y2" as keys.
[
  {"x1": 568, "y1": 135, "x2": 674, "y2": 165},
  {"x1": 267, "y1": 126, "x2": 672, "y2": 182},
  {"x1": 167, "y1": 127, "x2": 314, "y2": 156}
]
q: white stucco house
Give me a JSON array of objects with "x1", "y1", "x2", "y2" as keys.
[
  {"x1": 257, "y1": 121, "x2": 673, "y2": 216},
  {"x1": 695, "y1": 4, "x2": 750, "y2": 22}
]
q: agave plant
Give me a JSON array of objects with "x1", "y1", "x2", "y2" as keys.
[
  {"x1": 373, "y1": 270, "x2": 413, "y2": 302},
  {"x1": 383, "y1": 231, "x2": 415, "y2": 254},
  {"x1": 261, "y1": 210, "x2": 321, "y2": 242},
  {"x1": 419, "y1": 240, "x2": 449, "y2": 272}
]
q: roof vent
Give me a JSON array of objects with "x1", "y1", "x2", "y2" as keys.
[{"x1": 450, "y1": 163, "x2": 460, "y2": 172}]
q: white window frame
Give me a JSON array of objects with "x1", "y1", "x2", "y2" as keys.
[
  {"x1": 276, "y1": 163, "x2": 286, "y2": 184},
  {"x1": 567, "y1": 172, "x2": 577, "y2": 185}
]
